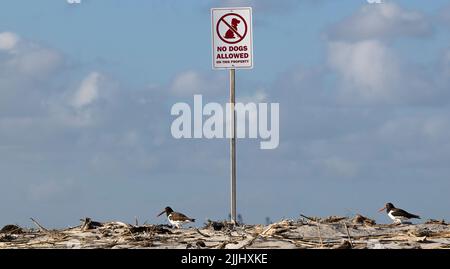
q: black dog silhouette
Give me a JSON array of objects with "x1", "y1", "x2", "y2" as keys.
[{"x1": 225, "y1": 18, "x2": 240, "y2": 39}]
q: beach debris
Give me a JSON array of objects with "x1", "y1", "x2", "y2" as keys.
[
  {"x1": 300, "y1": 214, "x2": 320, "y2": 223},
  {"x1": 204, "y1": 220, "x2": 235, "y2": 231},
  {"x1": 129, "y1": 225, "x2": 171, "y2": 234},
  {"x1": 352, "y1": 214, "x2": 376, "y2": 226},
  {"x1": 333, "y1": 240, "x2": 352, "y2": 249},
  {"x1": 300, "y1": 214, "x2": 347, "y2": 224},
  {"x1": 261, "y1": 220, "x2": 295, "y2": 236},
  {"x1": 408, "y1": 227, "x2": 433, "y2": 238},
  {"x1": 415, "y1": 236, "x2": 428, "y2": 243},
  {"x1": 425, "y1": 219, "x2": 447, "y2": 225},
  {"x1": 1, "y1": 216, "x2": 450, "y2": 249},
  {"x1": 80, "y1": 217, "x2": 104, "y2": 231},
  {"x1": 0, "y1": 225, "x2": 23, "y2": 234},
  {"x1": 30, "y1": 218, "x2": 48, "y2": 232},
  {"x1": 322, "y1": 216, "x2": 348, "y2": 223},
  {"x1": 196, "y1": 240, "x2": 206, "y2": 248}
]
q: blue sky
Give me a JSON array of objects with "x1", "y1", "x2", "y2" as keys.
[{"x1": 1, "y1": 0, "x2": 450, "y2": 227}]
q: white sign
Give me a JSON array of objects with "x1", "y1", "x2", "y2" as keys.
[{"x1": 211, "y1": 7, "x2": 253, "y2": 69}]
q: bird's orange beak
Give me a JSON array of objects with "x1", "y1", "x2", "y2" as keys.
[
  {"x1": 378, "y1": 206, "x2": 386, "y2": 212},
  {"x1": 157, "y1": 210, "x2": 165, "y2": 217}
]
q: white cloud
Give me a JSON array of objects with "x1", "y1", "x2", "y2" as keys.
[
  {"x1": 326, "y1": 40, "x2": 446, "y2": 105},
  {"x1": 72, "y1": 72, "x2": 102, "y2": 108},
  {"x1": 48, "y1": 71, "x2": 115, "y2": 128},
  {"x1": 0, "y1": 32, "x2": 20, "y2": 51},
  {"x1": 328, "y1": 3, "x2": 431, "y2": 41},
  {"x1": 169, "y1": 70, "x2": 225, "y2": 96},
  {"x1": 324, "y1": 3, "x2": 449, "y2": 105},
  {"x1": 328, "y1": 40, "x2": 400, "y2": 102},
  {"x1": 7, "y1": 47, "x2": 63, "y2": 78},
  {"x1": 170, "y1": 70, "x2": 202, "y2": 96},
  {"x1": 0, "y1": 32, "x2": 63, "y2": 81},
  {"x1": 238, "y1": 90, "x2": 268, "y2": 103},
  {"x1": 0, "y1": 32, "x2": 66, "y2": 120}
]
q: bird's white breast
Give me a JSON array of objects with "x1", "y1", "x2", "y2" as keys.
[
  {"x1": 387, "y1": 211, "x2": 397, "y2": 220},
  {"x1": 388, "y1": 211, "x2": 408, "y2": 222},
  {"x1": 167, "y1": 213, "x2": 192, "y2": 228}
]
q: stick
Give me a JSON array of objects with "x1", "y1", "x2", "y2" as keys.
[
  {"x1": 300, "y1": 214, "x2": 325, "y2": 248},
  {"x1": 80, "y1": 217, "x2": 91, "y2": 231},
  {"x1": 300, "y1": 214, "x2": 318, "y2": 223},
  {"x1": 135, "y1": 216, "x2": 139, "y2": 226},
  {"x1": 316, "y1": 220, "x2": 323, "y2": 248},
  {"x1": 195, "y1": 228, "x2": 211, "y2": 238},
  {"x1": 239, "y1": 235, "x2": 258, "y2": 249},
  {"x1": 344, "y1": 223, "x2": 353, "y2": 248},
  {"x1": 126, "y1": 227, "x2": 137, "y2": 241},
  {"x1": 30, "y1": 218, "x2": 48, "y2": 232}
]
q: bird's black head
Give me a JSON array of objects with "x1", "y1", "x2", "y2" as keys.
[
  {"x1": 164, "y1": 206, "x2": 174, "y2": 213},
  {"x1": 157, "y1": 206, "x2": 174, "y2": 217},
  {"x1": 385, "y1": 203, "x2": 395, "y2": 211},
  {"x1": 378, "y1": 202, "x2": 395, "y2": 213}
]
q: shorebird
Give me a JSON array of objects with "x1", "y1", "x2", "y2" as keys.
[
  {"x1": 378, "y1": 202, "x2": 420, "y2": 224},
  {"x1": 157, "y1": 206, "x2": 195, "y2": 228}
]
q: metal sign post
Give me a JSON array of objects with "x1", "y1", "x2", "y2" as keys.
[
  {"x1": 211, "y1": 7, "x2": 253, "y2": 224},
  {"x1": 230, "y1": 68, "x2": 237, "y2": 223}
]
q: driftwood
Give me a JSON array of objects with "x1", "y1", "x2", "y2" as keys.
[
  {"x1": 204, "y1": 220, "x2": 235, "y2": 231},
  {"x1": 353, "y1": 214, "x2": 376, "y2": 226},
  {"x1": 0, "y1": 225, "x2": 23, "y2": 234},
  {"x1": 80, "y1": 218, "x2": 103, "y2": 231},
  {"x1": 1, "y1": 215, "x2": 450, "y2": 249},
  {"x1": 333, "y1": 240, "x2": 352, "y2": 249},
  {"x1": 261, "y1": 220, "x2": 295, "y2": 236},
  {"x1": 30, "y1": 218, "x2": 48, "y2": 232},
  {"x1": 344, "y1": 223, "x2": 353, "y2": 248},
  {"x1": 300, "y1": 215, "x2": 348, "y2": 224},
  {"x1": 195, "y1": 228, "x2": 211, "y2": 238},
  {"x1": 425, "y1": 219, "x2": 447, "y2": 225}
]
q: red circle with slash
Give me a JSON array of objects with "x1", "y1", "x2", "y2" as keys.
[{"x1": 216, "y1": 13, "x2": 248, "y2": 44}]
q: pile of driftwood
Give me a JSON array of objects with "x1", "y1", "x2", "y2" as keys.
[{"x1": 1, "y1": 215, "x2": 449, "y2": 249}]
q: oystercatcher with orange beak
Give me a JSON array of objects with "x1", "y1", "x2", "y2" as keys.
[
  {"x1": 378, "y1": 202, "x2": 420, "y2": 224},
  {"x1": 157, "y1": 206, "x2": 195, "y2": 228}
]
